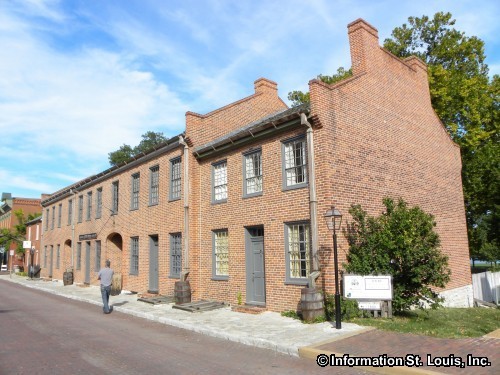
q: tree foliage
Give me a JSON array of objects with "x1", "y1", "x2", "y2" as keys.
[
  {"x1": 383, "y1": 12, "x2": 499, "y2": 262},
  {"x1": 108, "y1": 131, "x2": 168, "y2": 166},
  {"x1": 287, "y1": 67, "x2": 352, "y2": 107},
  {"x1": 345, "y1": 198, "x2": 451, "y2": 312},
  {"x1": 0, "y1": 210, "x2": 40, "y2": 259}
]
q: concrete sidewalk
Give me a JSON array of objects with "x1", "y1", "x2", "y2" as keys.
[{"x1": 0, "y1": 274, "x2": 365, "y2": 357}]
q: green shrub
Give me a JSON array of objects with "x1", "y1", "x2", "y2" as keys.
[
  {"x1": 324, "y1": 293, "x2": 364, "y2": 320},
  {"x1": 345, "y1": 198, "x2": 451, "y2": 312}
]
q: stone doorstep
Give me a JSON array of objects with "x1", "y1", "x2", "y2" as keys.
[{"x1": 231, "y1": 304, "x2": 267, "y2": 314}]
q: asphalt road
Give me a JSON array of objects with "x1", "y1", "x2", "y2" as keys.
[{"x1": 0, "y1": 280, "x2": 370, "y2": 375}]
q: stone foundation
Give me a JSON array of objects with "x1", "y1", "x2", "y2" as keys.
[{"x1": 440, "y1": 284, "x2": 473, "y2": 308}]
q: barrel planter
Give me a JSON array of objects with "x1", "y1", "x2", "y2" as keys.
[
  {"x1": 174, "y1": 281, "x2": 191, "y2": 305},
  {"x1": 110, "y1": 273, "x2": 122, "y2": 296},
  {"x1": 63, "y1": 271, "x2": 73, "y2": 286},
  {"x1": 300, "y1": 287, "x2": 324, "y2": 322}
]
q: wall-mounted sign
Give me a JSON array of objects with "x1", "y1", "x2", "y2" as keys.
[
  {"x1": 79, "y1": 233, "x2": 97, "y2": 241},
  {"x1": 23, "y1": 241, "x2": 32, "y2": 249},
  {"x1": 344, "y1": 275, "x2": 393, "y2": 300}
]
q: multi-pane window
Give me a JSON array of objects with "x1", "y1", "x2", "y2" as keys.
[
  {"x1": 56, "y1": 244, "x2": 60, "y2": 269},
  {"x1": 213, "y1": 230, "x2": 229, "y2": 279},
  {"x1": 112, "y1": 181, "x2": 119, "y2": 214},
  {"x1": 68, "y1": 199, "x2": 73, "y2": 225},
  {"x1": 285, "y1": 223, "x2": 310, "y2": 283},
  {"x1": 244, "y1": 151, "x2": 262, "y2": 196},
  {"x1": 131, "y1": 173, "x2": 140, "y2": 210},
  {"x1": 149, "y1": 166, "x2": 159, "y2": 205},
  {"x1": 95, "y1": 241, "x2": 101, "y2": 272},
  {"x1": 57, "y1": 204, "x2": 62, "y2": 228},
  {"x1": 51, "y1": 206, "x2": 55, "y2": 230},
  {"x1": 76, "y1": 242, "x2": 82, "y2": 270},
  {"x1": 45, "y1": 209, "x2": 49, "y2": 231},
  {"x1": 170, "y1": 158, "x2": 181, "y2": 200},
  {"x1": 130, "y1": 237, "x2": 139, "y2": 275},
  {"x1": 96, "y1": 188, "x2": 102, "y2": 219},
  {"x1": 170, "y1": 233, "x2": 182, "y2": 278},
  {"x1": 78, "y1": 195, "x2": 83, "y2": 223},
  {"x1": 212, "y1": 161, "x2": 227, "y2": 202},
  {"x1": 86, "y1": 192, "x2": 92, "y2": 221},
  {"x1": 282, "y1": 137, "x2": 307, "y2": 189}
]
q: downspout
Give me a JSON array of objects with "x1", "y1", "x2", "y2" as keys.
[
  {"x1": 70, "y1": 188, "x2": 77, "y2": 270},
  {"x1": 179, "y1": 136, "x2": 190, "y2": 282},
  {"x1": 301, "y1": 113, "x2": 320, "y2": 287}
]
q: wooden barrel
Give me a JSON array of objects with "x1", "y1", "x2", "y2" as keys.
[
  {"x1": 300, "y1": 287, "x2": 324, "y2": 322},
  {"x1": 110, "y1": 273, "x2": 122, "y2": 296},
  {"x1": 63, "y1": 271, "x2": 73, "y2": 286},
  {"x1": 174, "y1": 281, "x2": 191, "y2": 305}
]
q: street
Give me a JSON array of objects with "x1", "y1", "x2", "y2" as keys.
[{"x1": 0, "y1": 280, "x2": 369, "y2": 374}]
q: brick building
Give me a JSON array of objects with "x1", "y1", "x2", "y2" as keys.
[
  {"x1": 0, "y1": 193, "x2": 42, "y2": 270},
  {"x1": 40, "y1": 19, "x2": 472, "y2": 311}
]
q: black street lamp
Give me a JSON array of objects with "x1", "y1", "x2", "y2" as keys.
[{"x1": 324, "y1": 206, "x2": 343, "y2": 329}]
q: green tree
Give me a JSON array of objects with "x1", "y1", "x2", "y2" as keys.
[
  {"x1": 383, "y1": 12, "x2": 499, "y2": 263},
  {"x1": 0, "y1": 210, "x2": 40, "y2": 262},
  {"x1": 345, "y1": 198, "x2": 451, "y2": 312},
  {"x1": 287, "y1": 67, "x2": 352, "y2": 107},
  {"x1": 108, "y1": 131, "x2": 168, "y2": 166}
]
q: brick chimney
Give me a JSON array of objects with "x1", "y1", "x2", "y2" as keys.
[
  {"x1": 254, "y1": 77, "x2": 278, "y2": 95},
  {"x1": 347, "y1": 19, "x2": 379, "y2": 75}
]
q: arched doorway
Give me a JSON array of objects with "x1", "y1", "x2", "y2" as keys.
[
  {"x1": 64, "y1": 239, "x2": 72, "y2": 270},
  {"x1": 106, "y1": 233, "x2": 123, "y2": 273}
]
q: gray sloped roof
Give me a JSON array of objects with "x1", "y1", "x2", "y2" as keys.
[{"x1": 193, "y1": 103, "x2": 309, "y2": 158}]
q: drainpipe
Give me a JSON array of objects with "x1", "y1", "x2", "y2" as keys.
[
  {"x1": 179, "y1": 136, "x2": 190, "y2": 282},
  {"x1": 70, "y1": 188, "x2": 77, "y2": 270},
  {"x1": 300, "y1": 113, "x2": 320, "y2": 281}
]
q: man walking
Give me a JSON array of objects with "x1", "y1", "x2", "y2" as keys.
[{"x1": 98, "y1": 259, "x2": 114, "y2": 314}]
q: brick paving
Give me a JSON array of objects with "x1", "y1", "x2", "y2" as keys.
[{"x1": 316, "y1": 329, "x2": 500, "y2": 374}]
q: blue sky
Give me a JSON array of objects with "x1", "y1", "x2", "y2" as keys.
[{"x1": 1, "y1": 0, "x2": 499, "y2": 199}]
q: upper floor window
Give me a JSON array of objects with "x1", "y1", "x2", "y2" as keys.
[
  {"x1": 131, "y1": 173, "x2": 140, "y2": 210},
  {"x1": 243, "y1": 150, "x2": 262, "y2": 197},
  {"x1": 45, "y1": 209, "x2": 49, "y2": 231},
  {"x1": 96, "y1": 188, "x2": 102, "y2": 219},
  {"x1": 149, "y1": 166, "x2": 159, "y2": 206},
  {"x1": 282, "y1": 136, "x2": 307, "y2": 190},
  {"x1": 212, "y1": 229, "x2": 229, "y2": 280},
  {"x1": 57, "y1": 204, "x2": 62, "y2": 228},
  {"x1": 112, "y1": 181, "x2": 119, "y2": 214},
  {"x1": 86, "y1": 191, "x2": 92, "y2": 221},
  {"x1": 212, "y1": 161, "x2": 227, "y2": 203},
  {"x1": 285, "y1": 222, "x2": 310, "y2": 285},
  {"x1": 51, "y1": 206, "x2": 55, "y2": 230},
  {"x1": 68, "y1": 199, "x2": 73, "y2": 225},
  {"x1": 78, "y1": 195, "x2": 83, "y2": 223},
  {"x1": 170, "y1": 157, "x2": 182, "y2": 201}
]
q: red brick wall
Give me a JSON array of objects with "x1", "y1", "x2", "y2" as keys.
[
  {"x1": 310, "y1": 19, "x2": 471, "y2": 294},
  {"x1": 41, "y1": 148, "x2": 184, "y2": 295}
]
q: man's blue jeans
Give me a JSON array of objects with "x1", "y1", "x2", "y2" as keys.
[{"x1": 101, "y1": 285, "x2": 111, "y2": 313}]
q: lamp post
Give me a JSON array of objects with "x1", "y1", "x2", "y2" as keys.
[{"x1": 324, "y1": 206, "x2": 343, "y2": 329}]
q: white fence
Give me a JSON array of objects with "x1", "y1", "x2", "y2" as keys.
[{"x1": 472, "y1": 271, "x2": 500, "y2": 305}]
